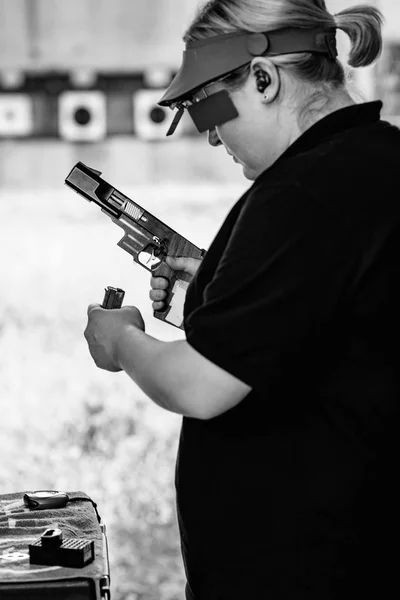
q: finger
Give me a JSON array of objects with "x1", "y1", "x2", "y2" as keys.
[
  {"x1": 87, "y1": 303, "x2": 102, "y2": 316},
  {"x1": 165, "y1": 256, "x2": 188, "y2": 270},
  {"x1": 152, "y1": 301, "x2": 165, "y2": 311},
  {"x1": 150, "y1": 276, "x2": 169, "y2": 290},
  {"x1": 149, "y1": 289, "x2": 167, "y2": 302},
  {"x1": 166, "y1": 256, "x2": 201, "y2": 276}
]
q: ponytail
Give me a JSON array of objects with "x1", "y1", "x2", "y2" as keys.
[{"x1": 334, "y1": 5, "x2": 384, "y2": 68}]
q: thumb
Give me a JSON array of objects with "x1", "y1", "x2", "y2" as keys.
[{"x1": 165, "y1": 255, "x2": 200, "y2": 276}]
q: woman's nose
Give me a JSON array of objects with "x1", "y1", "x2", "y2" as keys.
[{"x1": 208, "y1": 128, "x2": 222, "y2": 147}]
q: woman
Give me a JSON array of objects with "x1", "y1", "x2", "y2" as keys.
[{"x1": 85, "y1": 1, "x2": 400, "y2": 598}]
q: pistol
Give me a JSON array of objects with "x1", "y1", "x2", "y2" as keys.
[{"x1": 65, "y1": 162, "x2": 205, "y2": 330}]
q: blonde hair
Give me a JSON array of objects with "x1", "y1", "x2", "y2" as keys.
[{"x1": 184, "y1": 0, "x2": 384, "y2": 123}]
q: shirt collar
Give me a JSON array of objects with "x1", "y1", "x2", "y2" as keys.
[{"x1": 279, "y1": 100, "x2": 383, "y2": 160}]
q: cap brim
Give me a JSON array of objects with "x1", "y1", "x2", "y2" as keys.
[{"x1": 158, "y1": 33, "x2": 252, "y2": 106}]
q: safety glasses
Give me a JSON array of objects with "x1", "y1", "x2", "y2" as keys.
[{"x1": 166, "y1": 79, "x2": 239, "y2": 136}]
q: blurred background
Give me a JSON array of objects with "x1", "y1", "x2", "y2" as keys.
[{"x1": 0, "y1": 1, "x2": 398, "y2": 599}]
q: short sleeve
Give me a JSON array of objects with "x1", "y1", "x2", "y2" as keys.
[{"x1": 184, "y1": 182, "x2": 357, "y2": 392}]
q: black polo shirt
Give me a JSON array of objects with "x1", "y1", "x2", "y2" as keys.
[{"x1": 178, "y1": 101, "x2": 400, "y2": 599}]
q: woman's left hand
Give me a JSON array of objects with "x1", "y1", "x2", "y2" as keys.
[{"x1": 84, "y1": 304, "x2": 145, "y2": 372}]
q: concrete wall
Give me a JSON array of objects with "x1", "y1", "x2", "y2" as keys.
[
  {"x1": 0, "y1": 0, "x2": 201, "y2": 70},
  {"x1": 378, "y1": 0, "x2": 400, "y2": 40},
  {"x1": 0, "y1": 1, "x2": 392, "y2": 71}
]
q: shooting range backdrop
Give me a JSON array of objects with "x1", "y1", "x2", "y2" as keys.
[{"x1": 0, "y1": 0, "x2": 397, "y2": 143}]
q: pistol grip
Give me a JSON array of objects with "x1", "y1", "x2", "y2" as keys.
[{"x1": 152, "y1": 262, "x2": 191, "y2": 330}]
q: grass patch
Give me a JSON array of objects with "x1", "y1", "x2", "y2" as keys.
[{"x1": 0, "y1": 183, "x2": 244, "y2": 600}]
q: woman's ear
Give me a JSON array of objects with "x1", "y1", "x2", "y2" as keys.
[{"x1": 250, "y1": 57, "x2": 281, "y2": 103}]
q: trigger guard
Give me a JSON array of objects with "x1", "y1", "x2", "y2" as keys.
[{"x1": 136, "y1": 245, "x2": 165, "y2": 272}]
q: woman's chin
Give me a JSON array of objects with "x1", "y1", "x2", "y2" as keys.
[{"x1": 241, "y1": 164, "x2": 258, "y2": 181}]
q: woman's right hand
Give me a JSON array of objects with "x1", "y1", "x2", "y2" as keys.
[{"x1": 149, "y1": 256, "x2": 202, "y2": 312}]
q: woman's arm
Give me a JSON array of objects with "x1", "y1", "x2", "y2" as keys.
[
  {"x1": 117, "y1": 326, "x2": 251, "y2": 420},
  {"x1": 84, "y1": 305, "x2": 251, "y2": 420}
]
